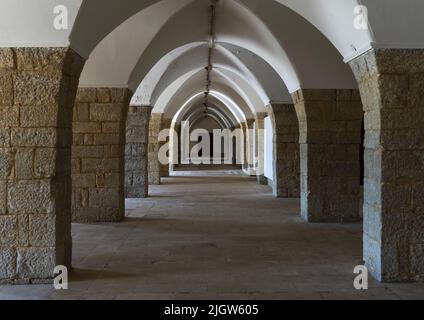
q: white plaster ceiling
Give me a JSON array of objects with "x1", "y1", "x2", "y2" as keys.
[
  {"x1": 3, "y1": 0, "x2": 423, "y2": 56},
  {"x1": 153, "y1": 68, "x2": 257, "y2": 120}
]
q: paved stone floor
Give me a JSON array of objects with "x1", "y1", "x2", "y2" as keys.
[{"x1": 1, "y1": 171, "x2": 424, "y2": 300}]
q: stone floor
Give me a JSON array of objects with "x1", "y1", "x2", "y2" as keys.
[{"x1": 1, "y1": 171, "x2": 423, "y2": 300}]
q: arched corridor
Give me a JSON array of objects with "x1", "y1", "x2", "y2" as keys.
[{"x1": 1, "y1": 0, "x2": 424, "y2": 300}]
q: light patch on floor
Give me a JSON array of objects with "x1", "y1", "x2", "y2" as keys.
[{"x1": 1, "y1": 171, "x2": 423, "y2": 300}]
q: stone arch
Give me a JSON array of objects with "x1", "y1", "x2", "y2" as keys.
[{"x1": 2, "y1": 0, "x2": 424, "y2": 286}]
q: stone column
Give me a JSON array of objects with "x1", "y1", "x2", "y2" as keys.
[
  {"x1": 244, "y1": 119, "x2": 256, "y2": 175},
  {"x1": 0, "y1": 47, "x2": 84, "y2": 284},
  {"x1": 125, "y1": 105, "x2": 152, "y2": 198},
  {"x1": 292, "y1": 89, "x2": 363, "y2": 223},
  {"x1": 350, "y1": 48, "x2": 424, "y2": 282},
  {"x1": 241, "y1": 122, "x2": 248, "y2": 171},
  {"x1": 72, "y1": 87, "x2": 131, "y2": 223},
  {"x1": 255, "y1": 113, "x2": 267, "y2": 185},
  {"x1": 267, "y1": 104, "x2": 300, "y2": 198},
  {"x1": 148, "y1": 114, "x2": 171, "y2": 185}
]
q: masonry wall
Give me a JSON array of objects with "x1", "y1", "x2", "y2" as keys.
[
  {"x1": 148, "y1": 114, "x2": 171, "y2": 185},
  {"x1": 71, "y1": 88, "x2": 131, "y2": 223},
  {"x1": 0, "y1": 48, "x2": 84, "y2": 284},
  {"x1": 268, "y1": 104, "x2": 300, "y2": 198},
  {"x1": 125, "y1": 106, "x2": 152, "y2": 198},
  {"x1": 293, "y1": 89, "x2": 363, "y2": 223},
  {"x1": 350, "y1": 48, "x2": 424, "y2": 282}
]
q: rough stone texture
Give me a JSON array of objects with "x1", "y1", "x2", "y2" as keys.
[
  {"x1": 148, "y1": 114, "x2": 172, "y2": 185},
  {"x1": 72, "y1": 88, "x2": 131, "y2": 223},
  {"x1": 292, "y1": 89, "x2": 363, "y2": 223},
  {"x1": 350, "y1": 48, "x2": 424, "y2": 282},
  {"x1": 0, "y1": 47, "x2": 85, "y2": 284},
  {"x1": 267, "y1": 104, "x2": 300, "y2": 198},
  {"x1": 125, "y1": 105, "x2": 152, "y2": 198}
]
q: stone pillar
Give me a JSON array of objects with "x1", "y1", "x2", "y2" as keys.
[
  {"x1": 72, "y1": 87, "x2": 131, "y2": 223},
  {"x1": 0, "y1": 47, "x2": 84, "y2": 284},
  {"x1": 350, "y1": 48, "x2": 424, "y2": 282},
  {"x1": 125, "y1": 105, "x2": 152, "y2": 198},
  {"x1": 267, "y1": 104, "x2": 300, "y2": 198},
  {"x1": 241, "y1": 122, "x2": 248, "y2": 171},
  {"x1": 148, "y1": 114, "x2": 171, "y2": 185},
  {"x1": 243, "y1": 119, "x2": 256, "y2": 176},
  {"x1": 292, "y1": 89, "x2": 363, "y2": 223},
  {"x1": 255, "y1": 113, "x2": 267, "y2": 185}
]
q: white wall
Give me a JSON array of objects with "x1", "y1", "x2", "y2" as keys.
[
  {"x1": 0, "y1": 0, "x2": 81, "y2": 47},
  {"x1": 264, "y1": 116, "x2": 273, "y2": 180}
]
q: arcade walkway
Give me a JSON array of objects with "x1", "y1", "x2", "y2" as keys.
[{"x1": 1, "y1": 171, "x2": 423, "y2": 300}]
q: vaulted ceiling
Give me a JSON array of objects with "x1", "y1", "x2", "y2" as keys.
[{"x1": 2, "y1": 0, "x2": 423, "y2": 126}]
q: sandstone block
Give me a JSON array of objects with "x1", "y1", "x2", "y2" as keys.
[
  {"x1": 15, "y1": 148, "x2": 34, "y2": 179},
  {"x1": 0, "y1": 181, "x2": 6, "y2": 214},
  {"x1": 110, "y1": 88, "x2": 126, "y2": 103},
  {"x1": 93, "y1": 133, "x2": 121, "y2": 145},
  {"x1": 29, "y1": 214, "x2": 56, "y2": 246},
  {"x1": 0, "y1": 149, "x2": 14, "y2": 179},
  {"x1": 72, "y1": 145, "x2": 103, "y2": 158},
  {"x1": 13, "y1": 72, "x2": 61, "y2": 106},
  {"x1": 20, "y1": 104, "x2": 57, "y2": 127},
  {"x1": 15, "y1": 47, "x2": 67, "y2": 71},
  {"x1": 0, "y1": 48, "x2": 15, "y2": 69},
  {"x1": 0, "y1": 129, "x2": 10, "y2": 147},
  {"x1": 76, "y1": 88, "x2": 97, "y2": 103},
  {"x1": 89, "y1": 188, "x2": 120, "y2": 208},
  {"x1": 0, "y1": 72, "x2": 14, "y2": 106},
  {"x1": 17, "y1": 247, "x2": 55, "y2": 280},
  {"x1": 102, "y1": 122, "x2": 120, "y2": 133},
  {"x1": 0, "y1": 248, "x2": 16, "y2": 279},
  {"x1": 0, "y1": 215, "x2": 17, "y2": 246},
  {"x1": 73, "y1": 121, "x2": 102, "y2": 134},
  {"x1": 90, "y1": 103, "x2": 122, "y2": 121},
  {"x1": 18, "y1": 214, "x2": 29, "y2": 246},
  {"x1": 0, "y1": 106, "x2": 19, "y2": 127},
  {"x1": 7, "y1": 180, "x2": 55, "y2": 214},
  {"x1": 104, "y1": 145, "x2": 121, "y2": 158},
  {"x1": 11, "y1": 128, "x2": 57, "y2": 147},
  {"x1": 96, "y1": 173, "x2": 120, "y2": 188},
  {"x1": 34, "y1": 148, "x2": 56, "y2": 178},
  {"x1": 81, "y1": 158, "x2": 119, "y2": 173},
  {"x1": 96, "y1": 88, "x2": 111, "y2": 103},
  {"x1": 72, "y1": 173, "x2": 96, "y2": 188}
]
